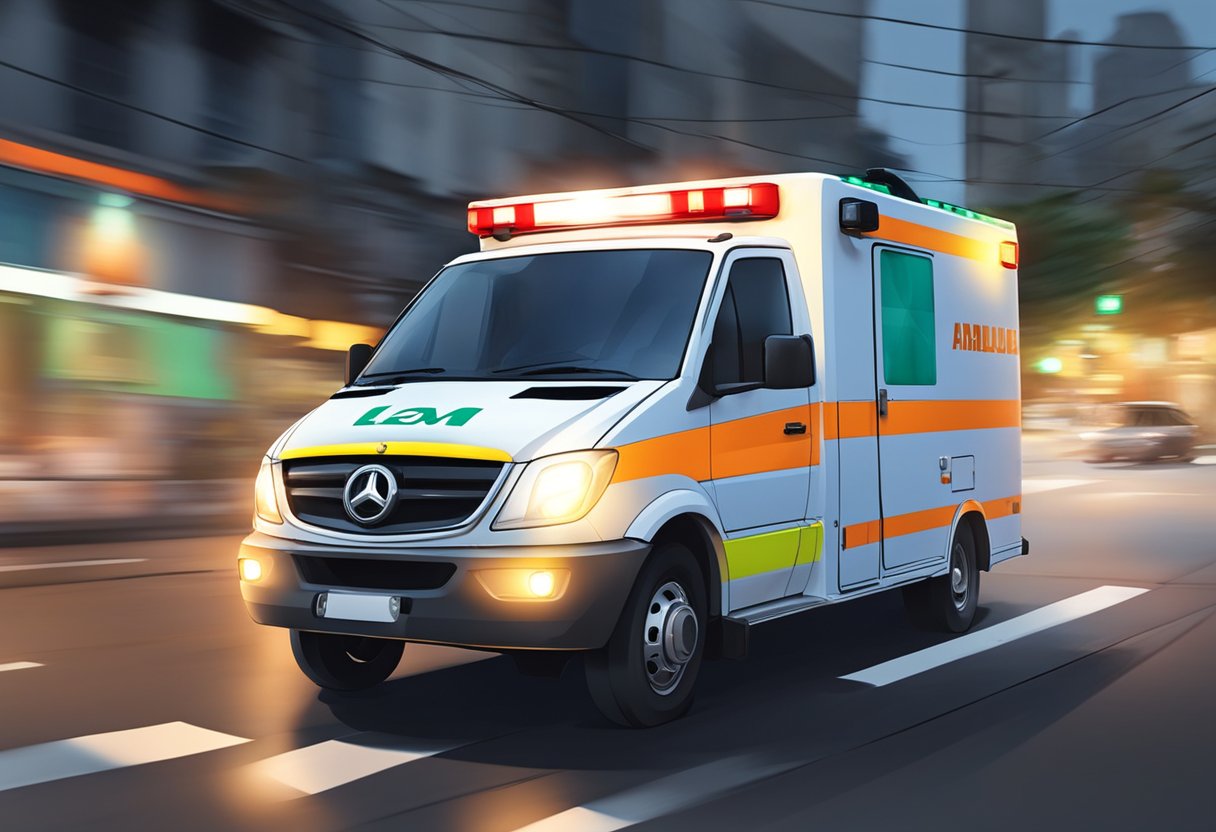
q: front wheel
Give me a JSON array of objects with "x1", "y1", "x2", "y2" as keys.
[
  {"x1": 903, "y1": 522, "x2": 979, "y2": 633},
  {"x1": 290, "y1": 630, "x2": 404, "y2": 691},
  {"x1": 585, "y1": 542, "x2": 707, "y2": 727}
]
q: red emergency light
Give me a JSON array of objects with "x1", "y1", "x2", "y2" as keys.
[{"x1": 467, "y1": 183, "x2": 780, "y2": 238}]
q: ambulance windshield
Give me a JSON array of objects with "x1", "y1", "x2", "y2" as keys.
[{"x1": 360, "y1": 249, "x2": 713, "y2": 382}]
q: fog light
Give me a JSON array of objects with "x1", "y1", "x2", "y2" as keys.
[
  {"x1": 528, "y1": 570, "x2": 555, "y2": 598},
  {"x1": 475, "y1": 568, "x2": 570, "y2": 602},
  {"x1": 238, "y1": 558, "x2": 262, "y2": 582}
]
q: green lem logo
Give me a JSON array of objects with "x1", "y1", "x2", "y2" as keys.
[{"x1": 354, "y1": 406, "x2": 482, "y2": 427}]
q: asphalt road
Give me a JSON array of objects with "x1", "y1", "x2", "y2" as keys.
[{"x1": 2, "y1": 438, "x2": 1215, "y2": 831}]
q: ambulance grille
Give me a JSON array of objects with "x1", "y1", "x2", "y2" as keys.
[{"x1": 282, "y1": 456, "x2": 506, "y2": 535}]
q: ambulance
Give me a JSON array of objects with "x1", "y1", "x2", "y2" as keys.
[{"x1": 239, "y1": 169, "x2": 1028, "y2": 727}]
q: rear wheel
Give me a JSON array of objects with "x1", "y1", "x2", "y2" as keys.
[
  {"x1": 290, "y1": 630, "x2": 404, "y2": 691},
  {"x1": 584, "y1": 542, "x2": 707, "y2": 727},
  {"x1": 903, "y1": 522, "x2": 979, "y2": 633}
]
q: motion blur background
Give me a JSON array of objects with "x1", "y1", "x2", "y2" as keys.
[{"x1": 0, "y1": 0, "x2": 1213, "y2": 539}]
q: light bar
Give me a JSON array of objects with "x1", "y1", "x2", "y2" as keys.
[{"x1": 467, "y1": 183, "x2": 780, "y2": 238}]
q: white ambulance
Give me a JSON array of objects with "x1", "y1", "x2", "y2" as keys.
[{"x1": 240, "y1": 169, "x2": 1027, "y2": 727}]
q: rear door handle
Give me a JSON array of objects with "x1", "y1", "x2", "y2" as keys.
[
  {"x1": 878, "y1": 388, "x2": 889, "y2": 418},
  {"x1": 784, "y1": 422, "x2": 807, "y2": 435}
]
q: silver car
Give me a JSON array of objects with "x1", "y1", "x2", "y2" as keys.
[{"x1": 1080, "y1": 402, "x2": 1199, "y2": 463}]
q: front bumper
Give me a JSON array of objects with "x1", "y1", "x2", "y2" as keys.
[{"x1": 237, "y1": 531, "x2": 650, "y2": 651}]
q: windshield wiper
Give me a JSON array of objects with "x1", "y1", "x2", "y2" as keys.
[
  {"x1": 356, "y1": 367, "x2": 446, "y2": 385},
  {"x1": 494, "y1": 364, "x2": 639, "y2": 380}
]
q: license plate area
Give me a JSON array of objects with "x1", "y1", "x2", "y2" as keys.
[{"x1": 315, "y1": 592, "x2": 401, "y2": 623}]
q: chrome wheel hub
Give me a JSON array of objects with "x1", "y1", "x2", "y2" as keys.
[
  {"x1": 642, "y1": 581, "x2": 699, "y2": 695},
  {"x1": 950, "y1": 543, "x2": 969, "y2": 611}
]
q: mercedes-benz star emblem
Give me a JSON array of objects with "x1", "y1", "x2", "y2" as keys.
[{"x1": 342, "y1": 463, "x2": 398, "y2": 525}]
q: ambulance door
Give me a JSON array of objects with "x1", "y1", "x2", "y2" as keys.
[
  {"x1": 835, "y1": 245, "x2": 882, "y2": 590},
  {"x1": 872, "y1": 246, "x2": 951, "y2": 571},
  {"x1": 707, "y1": 251, "x2": 813, "y2": 609}
]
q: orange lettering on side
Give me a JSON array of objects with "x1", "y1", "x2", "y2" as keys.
[{"x1": 952, "y1": 323, "x2": 963, "y2": 350}]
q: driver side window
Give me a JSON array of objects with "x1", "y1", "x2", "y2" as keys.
[{"x1": 710, "y1": 258, "x2": 793, "y2": 387}]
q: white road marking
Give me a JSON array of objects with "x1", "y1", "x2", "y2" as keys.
[
  {"x1": 1191, "y1": 456, "x2": 1216, "y2": 465},
  {"x1": 250, "y1": 737, "x2": 461, "y2": 796},
  {"x1": 0, "y1": 722, "x2": 250, "y2": 792},
  {"x1": 842, "y1": 585, "x2": 1149, "y2": 687},
  {"x1": 0, "y1": 662, "x2": 42, "y2": 673},
  {"x1": 512, "y1": 756, "x2": 796, "y2": 832},
  {"x1": 1021, "y1": 478, "x2": 1096, "y2": 495},
  {"x1": 0, "y1": 558, "x2": 147, "y2": 573}
]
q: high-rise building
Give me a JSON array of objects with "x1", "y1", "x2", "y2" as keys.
[{"x1": 964, "y1": 0, "x2": 1063, "y2": 207}]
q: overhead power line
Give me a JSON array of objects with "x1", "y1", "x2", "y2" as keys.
[{"x1": 740, "y1": 1, "x2": 1216, "y2": 51}]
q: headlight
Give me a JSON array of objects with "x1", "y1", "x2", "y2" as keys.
[
  {"x1": 254, "y1": 459, "x2": 283, "y2": 524},
  {"x1": 493, "y1": 450, "x2": 617, "y2": 530}
]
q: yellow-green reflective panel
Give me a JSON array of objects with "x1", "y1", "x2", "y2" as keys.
[{"x1": 724, "y1": 527, "x2": 800, "y2": 580}]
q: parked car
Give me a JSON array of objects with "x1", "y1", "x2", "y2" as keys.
[{"x1": 1079, "y1": 402, "x2": 1198, "y2": 463}]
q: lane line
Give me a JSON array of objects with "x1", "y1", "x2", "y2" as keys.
[
  {"x1": 249, "y1": 737, "x2": 463, "y2": 796},
  {"x1": 0, "y1": 722, "x2": 250, "y2": 792},
  {"x1": 0, "y1": 558, "x2": 147, "y2": 573},
  {"x1": 512, "y1": 756, "x2": 797, "y2": 832},
  {"x1": 1021, "y1": 478, "x2": 1095, "y2": 495},
  {"x1": 0, "y1": 662, "x2": 43, "y2": 673},
  {"x1": 842, "y1": 585, "x2": 1149, "y2": 687}
]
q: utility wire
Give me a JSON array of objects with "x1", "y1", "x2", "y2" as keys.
[
  {"x1": 0, "y1": 58, "x2": 307, "y2": 163},
  {"x1": 740, "y1": 1, "x2": 1216, "y2": 51}
]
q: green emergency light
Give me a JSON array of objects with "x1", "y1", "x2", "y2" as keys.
[{"x1": 1096, "y1": 295, "x2": 1123, "y2": 315}]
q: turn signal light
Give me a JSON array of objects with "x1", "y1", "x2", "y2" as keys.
[
  {"x1": 999, "y1": 241, "x2": 1019, "y2": 269},
  {"x1": 467, "y1": 183, "x2": 780, "y2": 237}
]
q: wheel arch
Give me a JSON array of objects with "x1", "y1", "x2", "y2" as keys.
[{"x1": 950, "y1": 500, "x2": 992, "y2": 572}]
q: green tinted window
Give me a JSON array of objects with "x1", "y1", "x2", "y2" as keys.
[{"x1": 880, "y1": 250, "x2": 936, "y2": 386}]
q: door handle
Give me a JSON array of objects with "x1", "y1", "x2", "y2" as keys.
[
  {"x1": 784, "y1": 422, "x2": 807, "y2": 435},
  {"x1": 878, "y1": 388, "x2": 889, "y2": 418}
]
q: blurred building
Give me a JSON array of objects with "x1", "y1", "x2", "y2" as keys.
[
  {"x1": 0, "y1": 0, "x2": 902, "y2": 531},
  {"x1": 963, "y1": 0, "x2": 1075, "y2": 207},
  {"x1": 1067, "y1": 13, "x2": 1214, "y2": 192}
]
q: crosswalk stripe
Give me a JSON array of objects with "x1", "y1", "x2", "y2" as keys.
[
  {"x1": 842, "y1": 585, "x2": 1149, "y2": 687},
  {"x1": 0, "y1": 662, "x2": 42, "y2": 673},
  {"x1": 0, "y1": 722, "x2": 250, "y2": 792},
  {"x1": 0, "y1": 558, "x2": 146, "y2": 573},
  {"x1": 512, "y1": 756, "x2": 796, "y2": 832},
  {"x1": 249, "y1": 737, "x2": 461, "y2": 796}
]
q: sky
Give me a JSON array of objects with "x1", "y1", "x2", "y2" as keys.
[{"x1": 859, "y1": 0, "x2": 1216, "y2": 204}]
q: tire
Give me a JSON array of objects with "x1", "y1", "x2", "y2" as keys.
[
  {"x1": 584, "y1": 542, "x2": 707, "y2": 727},
  {"x1": 290, "y1": 630, "x2": 404, "y2": 691},
  {"x1": 902, "y1": 522, "x2": 980, "y2": 633}
]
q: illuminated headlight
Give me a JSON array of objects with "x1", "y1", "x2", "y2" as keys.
[
  {"x1": 492, "y1": 450, "x2": 617, "y2": 530},
  {"x1": 254, "y1": 459, "x2": 283, "y2": 524}
]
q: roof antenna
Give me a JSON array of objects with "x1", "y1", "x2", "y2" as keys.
[{"x1": 864, "y1": 168, "x2": 920, "y2": 202}]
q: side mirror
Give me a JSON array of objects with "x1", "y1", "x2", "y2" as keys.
[
  {"x1": 839, "y1": 198, "x2": 879, "y2": 235},
  {"x1": 764, "y1": 334, "x2": 815, "y2": 389},
  {"x1": 345, "y1": 343, "x2": 374, "y2": 385}
]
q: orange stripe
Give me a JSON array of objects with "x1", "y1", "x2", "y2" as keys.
[
  {"x1": 835, "y1": 401, "x2": 878, "y2": 439},
  {"x1": 0, "y1": 138, "x2": 239, "y2": 213},
  {"x1": 869, "y1": 215, "x2": 996, "y2": 262},
  {"x1": 711, "y1": 405, "x2": 813, "y2": 479},
  {"x1": 883, "y1": 399, "x2": 1021, "y2": 435},
  {"x1": 843, "y1": 494, "x2": 1022, "y2": 549},
  {"x1": 612, "y1": 425, "x2": 710, "y2": 483}
]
